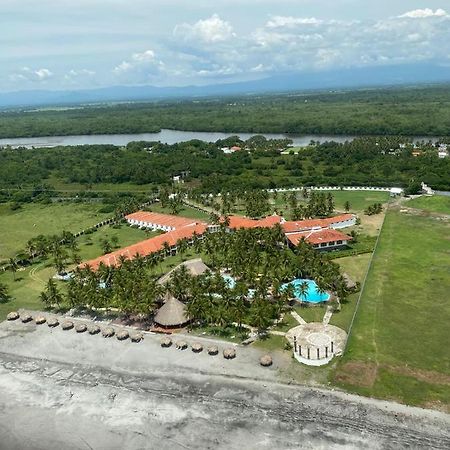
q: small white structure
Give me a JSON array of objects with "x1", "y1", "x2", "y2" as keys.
[
  {"x1": 438, "y1": 150, "x2": 448, "y2": 159},
  {"x1": 421, "y1": 182, "x2": 434, "y2": 195}
]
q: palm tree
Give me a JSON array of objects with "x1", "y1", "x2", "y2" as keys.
[
  {"x1": 0, "y1": 282, "x2": 11, "y2": 303},
  {"x1": 298, "y1": 281, "x2": 309, "y2": 302},
  {"x1": 9, "y1": 258, "x2": 18, "y2": 281},
  {"x1": 41, "y1": 279, "x2": 63, "y2": 307}
]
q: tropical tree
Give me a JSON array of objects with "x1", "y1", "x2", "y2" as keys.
[
  {"x1": 8, "y1": 258, "x2": 18, "y2": 281},
  {"x1": 40, "y1": 279, "x2": 64, "y2": 307},
  {"x1": 0, "y1": 282, "x2": 11, "y2": 303},
  {"x1": 344, "y1": 201, "x2": 351, "y2": 212}
]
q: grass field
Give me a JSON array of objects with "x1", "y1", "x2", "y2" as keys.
[
  {"x1": 0, "y1": 202, "x2": 111, "y2": 261},
  {"x1": 148, "y1": 203, "x2": 210, "y2": 221},
  {"x1": 334, "y1": 207, "x2": 450, "y2": 408},
  {"x1": 407, "y1": 195, "x2": 450, "y2": 215}
]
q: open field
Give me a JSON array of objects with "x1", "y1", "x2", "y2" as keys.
[
  {"x1": 407, "y1": 195, "x2": 450, "y2": 215},
  {"x1": 0, "y1": 202, "x2": 110, "y2": 261},
  {"x1": 148, "y1": 203, "x2": 210, "y2": 221},
  {"x1": 334, "y1": 207, "x2": 450, "y2": 408}
]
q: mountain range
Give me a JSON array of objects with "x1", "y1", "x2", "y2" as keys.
[{"x1": 1, "y1": 63, "x2": 450, "y2": 109}]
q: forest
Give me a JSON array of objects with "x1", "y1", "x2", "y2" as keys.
[
  {"x1": 1, "y1": 135, "x2": 449, "y2": 198},
  {"x1": 1, "y1": 85, "x2": 450, "y2": 138}
]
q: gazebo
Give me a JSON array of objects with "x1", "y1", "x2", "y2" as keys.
[
  {"x1": 154, "y1": 295, "x2": 190, "y2": 328},
  {"x1": 157, "y1": 258, "x2": 210, "y2": 285}
]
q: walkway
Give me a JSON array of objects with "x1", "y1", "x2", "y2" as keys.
[
  {"x1": 291, "y1": 311, "x2": 307, "y2": 325},
  {"x1": 322, "y1": 307, "x2": 333, "y2": 325}
]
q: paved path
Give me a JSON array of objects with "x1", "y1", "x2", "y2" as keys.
[
  {"x1": 322, "y1": 307, "x2": 333, "y2": 325},
  {"x1": 291, "y1": 311, "x2": 307, "y2": 325}
]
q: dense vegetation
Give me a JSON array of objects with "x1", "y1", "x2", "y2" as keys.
[
  {"x1": 1, "y1": 86, "x2": 450, "y2": 138},
  {"x1": 1, "y1": 135, "x2": 449, "y2": 196}
]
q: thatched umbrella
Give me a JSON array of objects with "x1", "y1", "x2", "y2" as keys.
[
  {"x1": 116, "y1": 330, "x2": 129, "y2": 341},
  {"x1": 130, "y1": 332, "x2": 143, "y2": 343},
  {"x1": 35, "y1": 316, "x2": 46, "y2": 325},
  {"x1": 7, "y1": 311, "x2": 19, "y2": 321},
  {"x1": 223, "y1": 347, "x2": 236, "y2": 359},
  {"x1": 154, "y1": 295, "x2": 190, "y2": 328},
  {"x1": 191, "y1": 342, "x2": 203, "y2": 353},
  {"x1": 88, "y1": 324, "x2": 100, "y2": 335},
  {"x1": 160, "y1": 336, "x2": 172, "y2": 348},
  {"x1": 175, "y1": 340, "x2": 187, "y2": 350},
  {"x1": 61, "y1": 320, "x2": 74, "y2": 330},
  {"x1": 207, "y1": 345, "x2": 219, "y2": 356},
  {"x1": 259, "y1": 354, "x2": 273, "y2": 367},
  {"x1": 75, "y1": 323, "x2": 87, "y2": 333},
  {"x1": 21, "y1": 314, "x2": 32, "y2": 323},
  {"x1": 47, "y1": 317, "x2": 59, "y2": 328},
  {"x1": 102, "y1": 327, "x2": 115, "y2": 338}
]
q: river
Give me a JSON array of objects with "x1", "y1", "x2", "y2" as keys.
[{"x1": 0, "y1": 129, "x2": 355, "y2": 148}]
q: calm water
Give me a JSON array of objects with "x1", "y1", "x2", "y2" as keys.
[
  {"x1": 0, "y1": 129, "x2": 356, "y2": 148},
  {"x1": 281, "y1": 279, "x2": 330, "y2": 303}
]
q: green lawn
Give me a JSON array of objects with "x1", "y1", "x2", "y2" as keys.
[
  {"x1": 0, "y1": 202, "x2": 111, "y2": 261},
  {"x1": 148, "y1": 203, "x2": 210, "y2": 221},
  {"x1": 334, "y1": 207, "x2": 450, "y2": 408},
  {"x1": 407, "y1": 195, "x2": 450, "y2": 215}
]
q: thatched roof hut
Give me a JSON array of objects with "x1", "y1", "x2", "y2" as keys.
[
  {"x1": 21, "y1": 314, "x2": 32, "y2": 323},
  {"x1": 157, "y1": 258, "x2": 210, "y2": 285},
  {"x1": 47, "y1": 317, "x2": 59, "y2": 328},
  {"x1": 75, "y1": 323, "x2": 87, "y2": 333},
  {"x1": 102, "y1": 327, "x2": 115, "y2": 338},
  {"x1": 130, "y1": 332, "x2": 143, "y2": 343},
  {"x1": 207, "y1": 345, "x2": 219, "y2": 355},
  {"x1": 7, "y1": 311, "x2": 19, "y2": 321},
  {"x1": 35, "y1": 316, "x2": 46, "y2": 325},
  {"x1": 88, "y1": 324, "x2": 100, "y2": 335},
  {"x1": 154, "y1": 295, "x2": 190, "y2": 328},
  {"x1": 160, "y1": 336, "x2": 172, "y2": 347},
  {"x1": 175, "y1": 340, "x2": 188, "y2": 350},
  {"x1": 191, "y1": 342, "x2": 203, "y2": 353},
  {"x1": 223, "y1": 347, "x2": 236, "y2": 359},
  {"x1": 116, "y1": 330, "x2": 129, "y2": 341},
  {"x1": 61, "y1": 320, "x2": 74, "y2": 330},
  {"x1": 260, "y1": 354, "x2": 273, "y2": 367},
  {"x1": 342, "y1": 273, "x2": 357, "y2": 289}
]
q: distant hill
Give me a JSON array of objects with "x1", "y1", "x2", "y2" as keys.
[{"x1": 1, "y1": 63, "x2": 450, "y2": 109}]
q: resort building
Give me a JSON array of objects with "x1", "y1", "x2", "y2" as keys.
[
  {"x1": 125, "y1": 211, "x2": 201, "y2": 232},
  {"x1": 286, "y1": 228, "x2": 352, "y2": 250},
  {"x1": 282, "y1": 214, "x2": 356, "y2": 234}
]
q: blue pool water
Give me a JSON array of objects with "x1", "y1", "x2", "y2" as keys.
[
  {"x1": 281, "y1": 279, "x2": 330, "y2": 303},
  {"x1": 221, "y1": 274, "x2": 255, "y2": 298}
]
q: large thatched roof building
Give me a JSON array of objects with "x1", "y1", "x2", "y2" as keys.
[
  {"x1": 154, "y1": 295, "x2": 190, "y2": 328},
  {"x1": 157, "y1": 258, "x2": 210, "y2": 285}
]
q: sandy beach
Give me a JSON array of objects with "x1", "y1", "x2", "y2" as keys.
[{"x1": 0, "y1": 317, "x2": 449, "y2": 449}]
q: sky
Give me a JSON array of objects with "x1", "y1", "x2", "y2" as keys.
[{"x1": 1, "y1": 0, "x2": 450, "y2": 92}]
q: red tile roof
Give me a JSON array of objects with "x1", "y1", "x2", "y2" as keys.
[
  {"x1": 286, "y1": 229, "x2": 352, "y2": 246},
  {"x1": 80, "y1": 223, "x2": 207, "y2": 270},
  {"x1": 225, "y1": 215, "x2": 282, "y2": 229},
  {"x1": 282, "y1": 214, "x2": 355, "y2": 233},
  {"x1": 125, "y1": 211, "x2": 201, "y2": 229}
]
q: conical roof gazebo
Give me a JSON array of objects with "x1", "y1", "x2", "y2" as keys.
[{"x1": 154, "y1": 295, "x2": 190, "y2": 328}]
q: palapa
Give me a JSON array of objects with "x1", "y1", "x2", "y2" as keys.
[
  {"x1": 35, "y1": 316, "x2": 46, "y2": 325},
  {"x1": 47, "y1": 317, "x2": 59, "y2": 328},
  {"x1": 21, "y1": 314, "x2": 32, "y2": 323},
  {"x1": 102, "y1": 327, "x2": 115, "y2": 338},
  {"x1": 259, "y1": 354, "x2": 273, "y2": 367},
  {"x1": 154, "y1": 295, "x2": 190, "y2": 328},
  {"x1": 160, "y1": 336, "x2": 172, "y2": 348},
  {"x1": 88, "y1": 324, "x2": 100, "y2": 335},
  {"x1": 207, "y1": 345, "x2": 219, "y2": 356},
  {"x1": 61, "y1": 320, "x2": 74, "y2": 330},
  {"x1": 191, "y1": 342, "x2": 203, "y2": 353},
  {"x1": 116, "y1": 330, "x2": 129, "y2": 341},
  {"x1": 130, "y1": 332, "x2": 143, "y2": 343},
  {"x1": 223, "y1": 347, "x2": 236, "y2": 359},
  {"x1": 7, "y1": 311, "x2": 19, "y2": 321},
  {"x1": 175, "y1": 340, "x2": 187, "y2": 350},
  {"x1": 75, "y1": 323, "x2": 87, "y2": 333}
]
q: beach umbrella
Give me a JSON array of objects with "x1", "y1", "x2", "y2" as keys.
[
  {"x1": 47, "y1": 317, "x2": 59, "y2": 328},
  {"x1": 207, "y1": 345, "x2": 219, "y2": 356},
  {"x1": 88, "y1": 324, "x2": 100, "y2": 335},
  {"x1": 160, "y1": 336, "x2": 172, "y2": 348},
  {"x1": 102, "y1": 327, "x2": 115, "y2": 338},
  {"x1": 61, "y1": 320, "x2": 74, "y2": 330},
  {"x1": 116, "y1": 330, "x2": 129, "y2": 341},
  {"x1": 7, "y1": 311, "x2": 19, "y2": 321},
  {"x1": 130, "y1": 332, "x2": 143, "y2": 343},
  {"x1": 223, "y1": 348, "x2": 236, "y2": 359},
  {"x1": 21, "y1": 313, "x2": 32, "y2": 323},
  {"x1": 259, "y1": 354, "x2": 273, "y2": 367},
  {"x1": 75, "y1": 323, "x2": 87, "y2": 333},
  {"x1": 175, "y1": 340, "x2": 187, "y2": 350},
  {"x1": 35, "y1": 316, "x2": 46, "y2": 325},
  {"x1": 191, "y1": 342, "x2": 203, "y2": 353}
]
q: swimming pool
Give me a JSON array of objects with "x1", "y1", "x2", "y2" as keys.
[
  {"x1": 221, "y1": 274, "x2": 255, "y2": 298},
  {"x1": 281, "y1": 279, "x2": 330, "y2": 303}
]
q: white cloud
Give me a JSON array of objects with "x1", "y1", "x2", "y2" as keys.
[
  {"x1": 174, "y1": 14, "x2": 236, "y2": 43},
  {"x1": 399, "y1": 8, "x2": 448, "y2": 19},
  {"x1": 266, "y1": 16, "x2": 322, "y2": 28},
  {"x1": 113, "y1": 49, "x2": 163, "y2": 75},
  {"x1": 9, "y1": 67, "x2": 53, "y2": 83}
]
